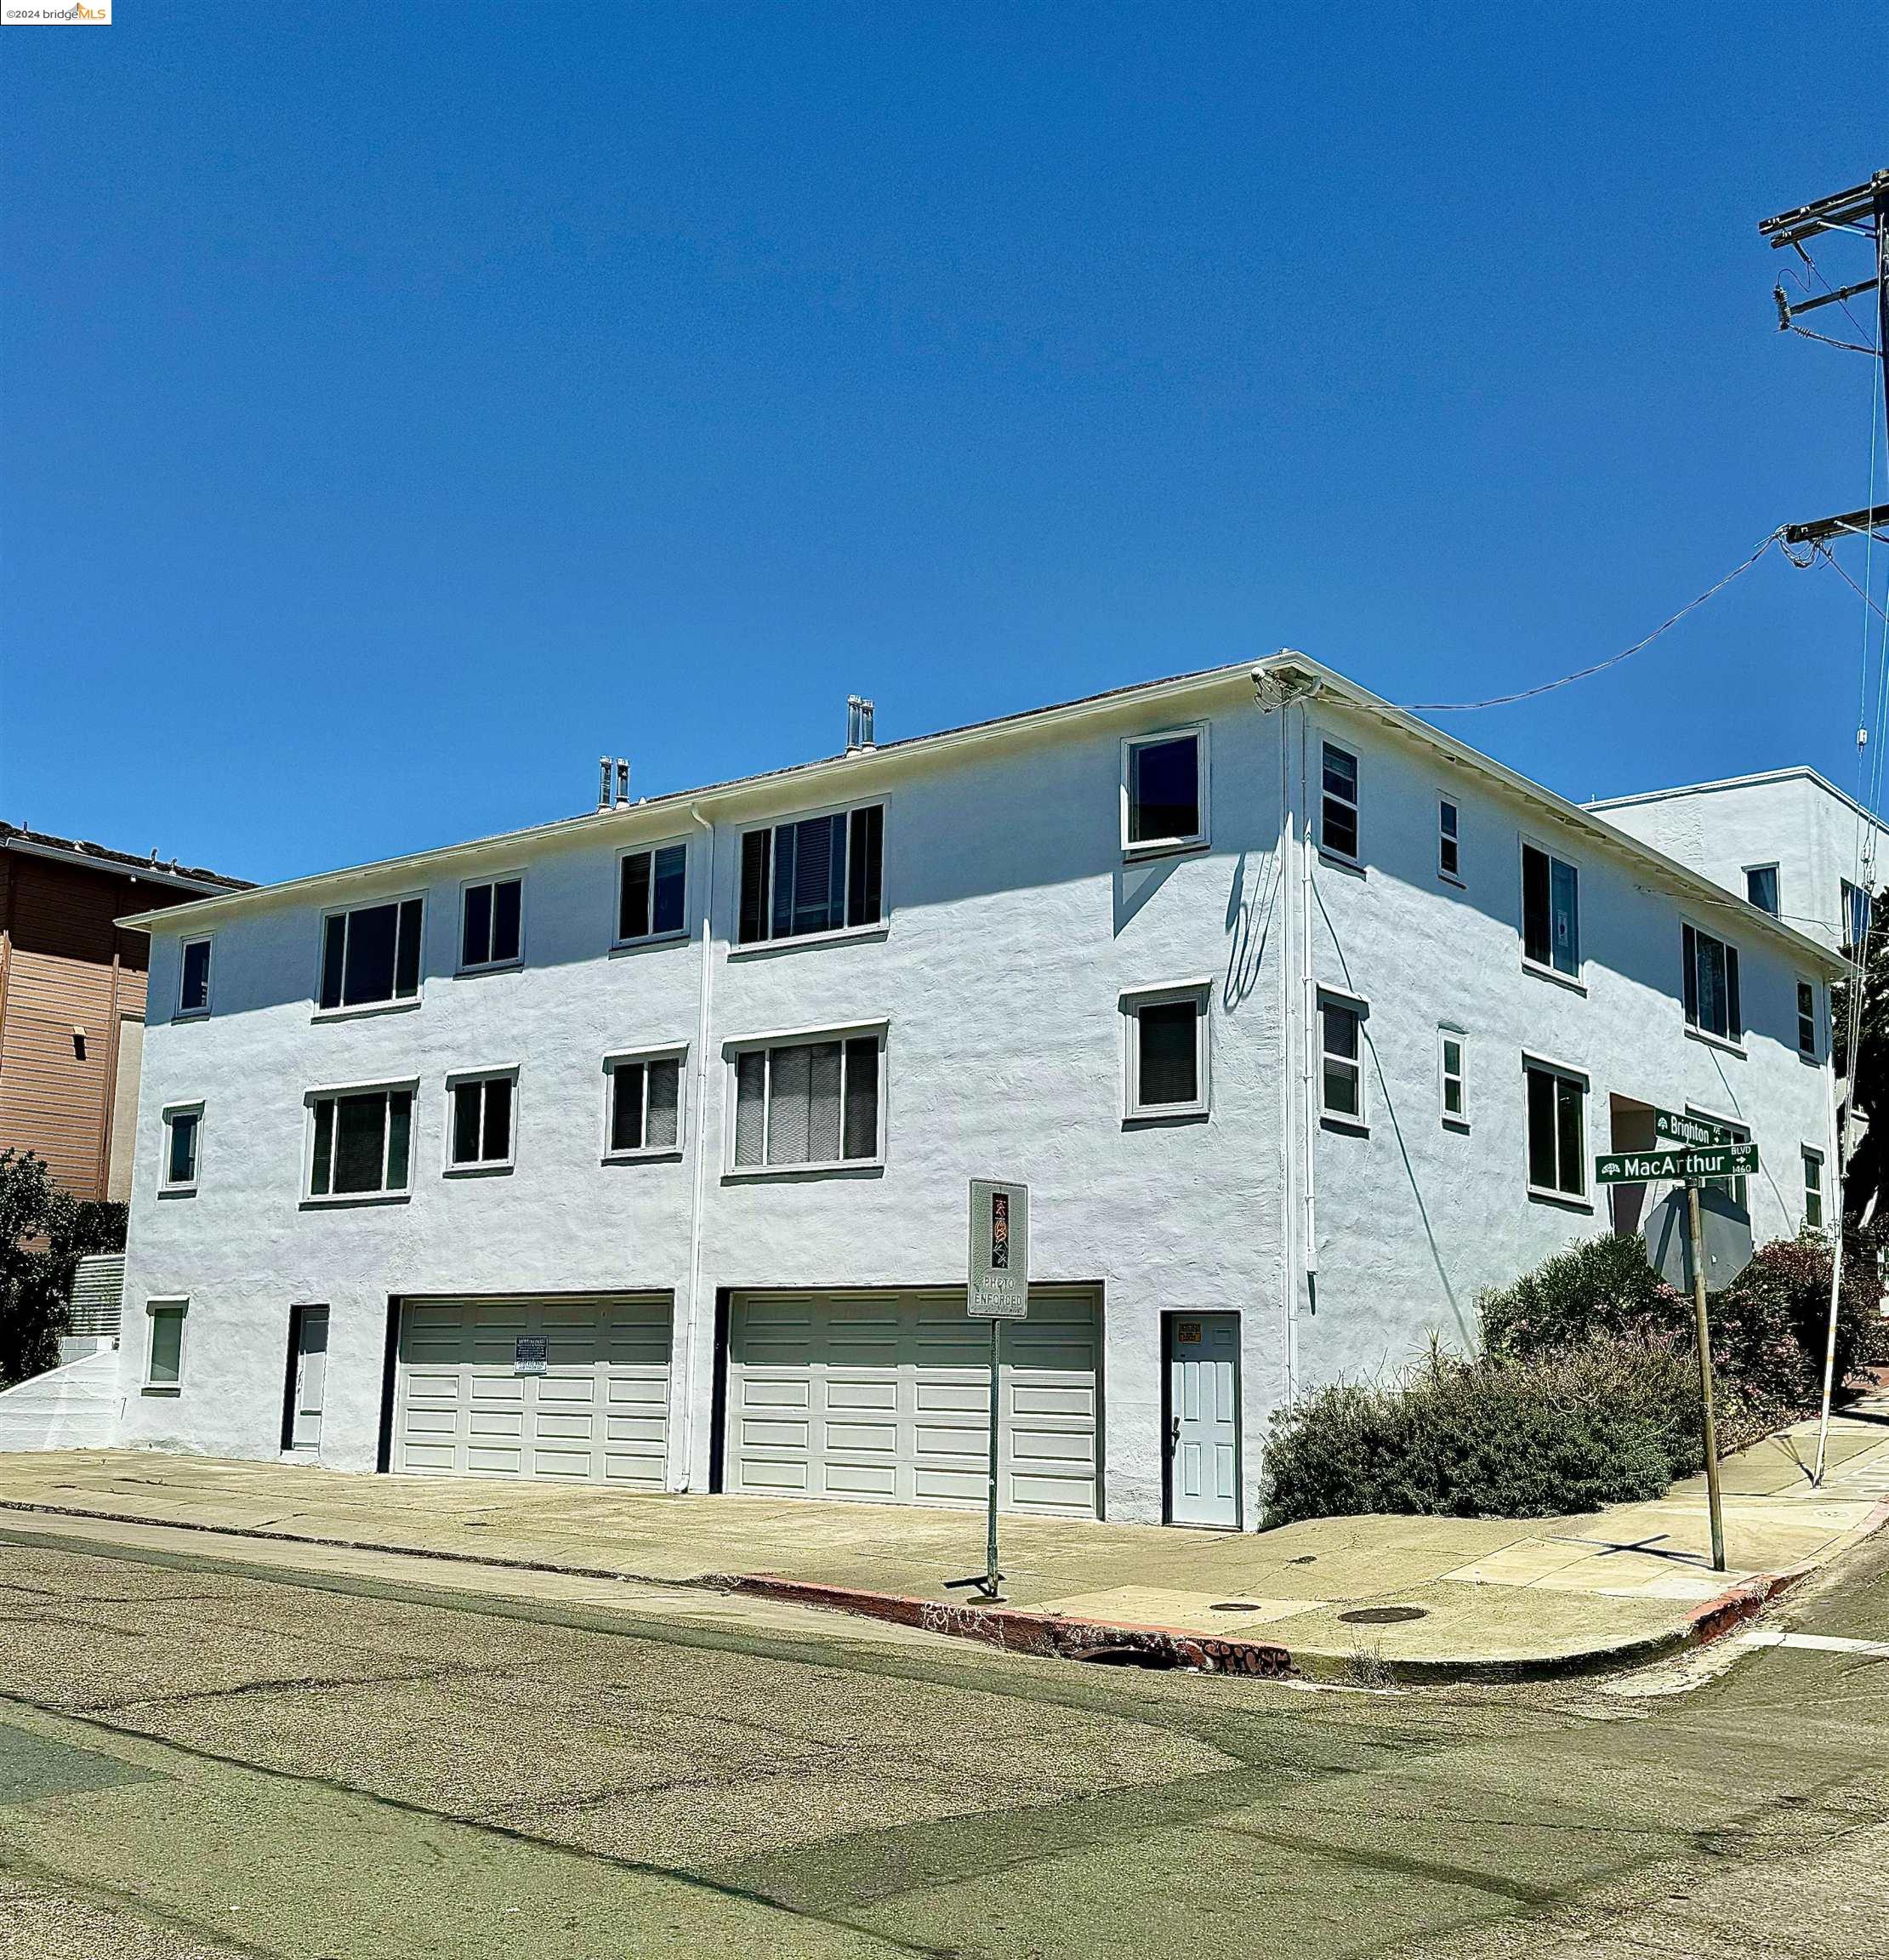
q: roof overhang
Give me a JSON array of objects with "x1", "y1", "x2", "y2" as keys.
[{"x1": 3, "y1": 831, "x2": 240, "y2": 900}]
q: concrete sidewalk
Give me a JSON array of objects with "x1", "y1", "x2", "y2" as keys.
[{"x1": 3, "y1": 1393, "x2": 1887, "y2": 1678}]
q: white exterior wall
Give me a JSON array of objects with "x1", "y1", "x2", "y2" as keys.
[{"x1": 111, "y1": 667, "x2": 1843, "y2": 1526}]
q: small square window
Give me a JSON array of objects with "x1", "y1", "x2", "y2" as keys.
[
  {"x1": 1121, "y1": 730, "x2": 1208, "y2": 856},
  {"x1": 1123, "y1": 987, "x2": 1209, "y2": 1121},
  {"x1": 144, "y1": 1300, "x2": 187, "y2": 1392},
  {"x1": 178, "y1": 937, "x2": 213, "y2": 1017},
  {"x1": 617, "y1": 844, "x2": 688, "y2": 945},
  {"x1": 162, "y1": 1105, "x2": 202, "y2": 1193},
  {"x1": 605, "y1": 1051, "x2": 685, "y2": 1159},
  {"x1": 1318, "y1": 994, "x2": 1366, "y2": 1126},
  {"x1": 447, "y1": 1072, "x2": 515, "y2": 1172},
  {"x1": 460, "y1": 877, "x2": 522, "y2": 971},
  {"x1": 1320, "y1": 744, "x2": 1359, "y2": 861},
  {"x1": 1438, "y1": 801, "x2": 1460, "y2": 881}
]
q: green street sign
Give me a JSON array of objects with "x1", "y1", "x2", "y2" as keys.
[
  {"x1": 1653, "y1": 1108, "x2": 1733, "y2": 1149},
  {"x1": 1594, "y1": 1143, "x2": 1759, "y2": 1185}
]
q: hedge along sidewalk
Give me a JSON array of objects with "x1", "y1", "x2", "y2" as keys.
[{"x1": 3, "y1": 1395, "x2": 1887, "y2": 1679}]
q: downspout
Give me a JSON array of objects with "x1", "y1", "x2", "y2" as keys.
[
  {"x1": 1277, "y1": 699, "x2": 1298, "y2": 1404},
  {"x1": 1297, "y1": 699, "x2": 1318, "y2": 1360},
  {"x1": 680, "y1": 802, "x2": 716, "y2": 1490}
]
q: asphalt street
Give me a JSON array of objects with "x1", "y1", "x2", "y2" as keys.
[{"x1": 0, "y1": 1516, "x2": 1886, "y2": 1959}]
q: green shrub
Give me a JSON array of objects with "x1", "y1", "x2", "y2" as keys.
[
  {"x1": 1260, "y1": 1334, "x2": 1703, "y2": 1528},
  {"x1": 1480, "y1": 1234, "x2": 1683, "y2": 1359}
]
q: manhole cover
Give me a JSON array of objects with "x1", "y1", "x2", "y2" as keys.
[
  {"x1": 1338, "y1": 1605, "x2": 1427, "y2": 1626},
  {"x1": 1211, "y1": 1601, "x2": 1262, "y2": 1613}
]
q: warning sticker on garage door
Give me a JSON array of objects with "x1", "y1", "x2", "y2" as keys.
[{"x1": 513, "y1": 1336, "x2": 549, "y2": 1376}]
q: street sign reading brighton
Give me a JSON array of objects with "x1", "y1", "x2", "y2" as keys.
[
  {"x1": 1593, "y1": 1143, "x2": 1759, "y2": 1184},
  {"x1": 1653, "y1": 1108, "x2": 1733, "y2": 1149}
]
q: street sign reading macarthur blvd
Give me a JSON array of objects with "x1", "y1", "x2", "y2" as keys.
[{"x1": 1594, "y1": 1144, "x2": 1759, "y2": 1184}]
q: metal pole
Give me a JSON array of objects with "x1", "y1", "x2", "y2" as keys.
[
  {"x1": 1813, "y1": 1109, "x2": 1846, "y2": 1486},
  {"x1": 1687, "y1": 1178, "x2": 1727, "y2": 1572},
  {"x1": 984, "y1": 1317, "x2": 1001, "y2": 1597}
]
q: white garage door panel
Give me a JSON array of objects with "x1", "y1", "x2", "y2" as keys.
[
  {"x1": 393, "y1": 1295, "x2": 671, "y2": 1486},
  {"x1": 726, "y1": 1288, "x2": 1100, "y2": 1518}
]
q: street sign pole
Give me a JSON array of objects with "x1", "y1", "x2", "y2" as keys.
[
  {"x1": 1686, "y1": 1177, "x2": 1727, "y2": 1572},
  {"x1": 984, "y1": 1317, "x2": 1001, "y2": 1596},
  {"x1": 955, "y1": 1178, "x2": 1029, "y2": 1604}
]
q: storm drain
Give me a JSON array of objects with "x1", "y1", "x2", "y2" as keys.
[
  {"x1": 1211, "y1": 1601, "x2": 1262, "y2": 1612},
  {"x1": 1338, "y1": 1605, "x2": 1428, "y2": 1626}
]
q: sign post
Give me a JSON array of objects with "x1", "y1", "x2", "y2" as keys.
[
  {"x1": 1595, "y1": 1111, "x2": 1751, "y2": 1573},
  {"x1": 956, "y1": 1179, "x2": 1029, "y2": 1603}
]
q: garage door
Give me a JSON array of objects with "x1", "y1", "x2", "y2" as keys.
[
  {"x1": 725, "y1": 1288, "x2": 1099, "y2": 1518},
  {"x1": 393, "y1": 1295, "x2": 671, "y2": 1484}
]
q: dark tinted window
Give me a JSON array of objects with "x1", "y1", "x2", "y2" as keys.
[
  {"x1": 739, "y1": 808, "x2": 882, "y2": 945},
  {"x1": 321, "y1": 901, "x2": 423, "y2": 1009},
  {"x1": 618, "y1": 846, "x2": 686, "y2": 942},
  {"x1": 1137, "y1": 1001, "x2": 1198, "y2": 1106},
  {"x1": 179, "y1": 939, "x2": 211, "y2": 1014},
  {"x1": 1128, "y1": 736, "x2": 1200, "y2": 846}
]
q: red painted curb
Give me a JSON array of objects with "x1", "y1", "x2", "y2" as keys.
[{"x1": 717, "y1": 1573, "x2": 1298, "y2": 1677}]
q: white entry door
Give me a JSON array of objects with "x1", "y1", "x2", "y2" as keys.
[
  {"x1": 1166, "y1": 1312, "x2": 1239, "y2": 1528},
  {"x1": 289, "y1": 1306, "x2": 328, "y2": 1452}
]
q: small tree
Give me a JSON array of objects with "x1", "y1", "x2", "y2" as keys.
[{"x1": 0, "y1": 1149, "x2": 126, "y2": 1387}]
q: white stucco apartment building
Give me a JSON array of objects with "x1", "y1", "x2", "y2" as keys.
[{"x1": 104, "y1": 656, "x2": 1844, "y2": 1530}]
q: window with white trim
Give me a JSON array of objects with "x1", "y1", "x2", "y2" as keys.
[
  {"x1": 178, "y1": 937, "x2": 212, "y2": 1017},
  {"x1": 1439, "y1": 1028, "x2": 1467, "y2": 1129},
  {"x1": 460, "y1": 877, "x2": 522, "y2": 971},
  {"x1": 1521, "y1": 842, "x2": 1579, "y2": 979},
  {"x1": 1682, "y1": 922, "x2": 1742, "y2": 1045},
  {"x1": 1744, "y1": 864, "x2": 1779, "y2": 916},
  {"x1": 447, "y1": 1071, "x2": 515, "y2": 1172},
  {"x1": 306, "y1": 1084, "x2": 413, "y2": 1199},
  {"x1": 1122, "y1": 985, "x2": 1209, "y2": 1121},
  {"x1": 1320, "y1": 744, "x2": 1359, "y2": 860},
  {"x1": 1843, "y1": 879, "x2": 1871, "y2": 954},
  {"x1": 161, "y1": 1104, "x2": 202, "y2": 1193},
  {"x1": 1318, "y1": 993, "x2": 1365, "y2": 1125},
  {"x1": 1121, "y1": 728, "x2": 1206, "y2": 854},
  {"x1": 731, "y1": 1030, "x2": 883, "y2": 1171},
  {"x1": 1524, "y1": 1059, "x2": 1586, "y2": 1201},
  {"x1": 1798, "y1": 981, "x2": 1818, "y2": 1060},
  {"x1": 1804, "y1": 1147, "x2": 1825, "y2": 1230},
  {"x1": 1438, "y1": 800, "x2": 1460, "y2": 881},
  {"x1": 737, "y1": 807, "x2": 883, "y2": 946},
  {"x1": 144, "y1": 1299, "x2": 187, "y2": 1392},
  {"x1": 605, "y1": 1050, "x2": 684, "y2": 1159},
  {"x1": 318, "y1": 898, "x2": 424, "y2": 1011},
  {"x1": 617, "y1": 843, "x2": 687, "y2": 945}
]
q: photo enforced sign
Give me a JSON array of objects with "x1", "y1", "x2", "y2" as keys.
[{"x1": 968, "y1": 1178, "x2": 1028, "y2": 1318}]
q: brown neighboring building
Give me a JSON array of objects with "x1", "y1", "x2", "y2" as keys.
[{"x1": 0, "y1": 825, "x2": 249, "y2": 1204}]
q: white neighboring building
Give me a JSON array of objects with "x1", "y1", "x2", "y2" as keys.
[{"x1": 100, "y1": 656, "x2": 1843, "y2": 1530}]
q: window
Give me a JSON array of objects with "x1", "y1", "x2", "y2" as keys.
[
  {"x1": 617, "y1": 843, "x2": 687, "y2": 945},
  {"x1": 306, "y1": 1084, "x2": 414, "y2": 1200},
  {"x1": 1682, "y1": 922, "x2": 1743, "y2": 1045},
  {"x1": 318, "y1": 898, "x2": 424, "y2": 1012},
  {"x1": 1524, "y1": 1059, "x2": 1587, "y2": 1202},
  {"x1": 1799, "y1": 981, "x2": 1818, "y2": 1060},
  {"x1": 1439, "y1": 1028, "x2": 1467, "y2": 1129},
  {"x1": 737, "y1": 806, "x2": 883, "y2": 946},
  {"x1": 1521, "y1": 842, "x2": 1580, "y2": 979},
  {"x1": 1438, "y1": 800, "x2": 1460, "y2": 881},
  {"x1": 731, "y1": 1029, "x2": 884, "y2": 1171},
  {"x1": 1745, "y1": 864, "x2": 1779, "y2": 917},
  {"x1": 1318, "y1": 993, "x2": 1365, "y2": 1126},
  {"x1": 1804, "y1": 1148, "x2": 1825, "y2": 1230},
  {"x1": 1320, "y1": 744, "x2": 1359, "y2": 860},
  {"x1": 1689, "y1": 1107, "x2": 1750, "y2": 1210},
  {"x1": 178, "y1": 937, "x2": 212, "y2": 1017},
  {"x1": 144, "y1": 1300, "x2": 187, "y2": 1392},
  {"x1": 447, "y1": 1071, "x2": 515, "y2": 1172},
  {"x1": 1123, "y1": 985, "x2": 1209, "y2": 1121},
  {"x1": 1122, "y1": 728, "x2": 1207, "y2": 853},
  {"x1": 460, "y1": 877, "x2": 521, "y2": 971},
  {"x1": 605, "y1": 1050, "x2": 684, "y2": 1159},
  {"x1": 161, "y1": 1104, "x2": 202, "y2": 1193},
  {"x1": 1843, "y1": 879, "x2": 1872, "y2": 954}
]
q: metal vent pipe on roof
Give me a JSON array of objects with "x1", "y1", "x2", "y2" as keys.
[
  {"x1": 597, "y1": 758, "x2": 612, "y2": 812},
  {"x1": 847, "y1": 696, "x2": 876, "y2": 754},
  {"x1": 615, "y1": 758, "x2": 631, "y2": 809}
]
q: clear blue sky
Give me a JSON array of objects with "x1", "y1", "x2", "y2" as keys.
[{"x1": 3, "y1": 4, "x2": 1884, "y2": 883}]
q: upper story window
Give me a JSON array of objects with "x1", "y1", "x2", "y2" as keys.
[
  {"x1": 1521, "y1": 842, "x2": 1580, "y2": 980},
  {"x1": 1319, "y1": 744, "x2": 1359, "y2": 861},
  {"x1": 319, "y1": 898, "x2": 423, "y2": 1013},
  {"x1": 161, "y1": 1104, "x2": 202, "y2": 1194},
  {"x1": 730, "y1": 1026, "x2": 884, "y2": 1172},
  {"x1": 1439, "y1": 1027, "x2": 1467, "y2": 1130},
  {"x1": 1524, "y1": 1057, "x2": 1587, "y2": 1204},
  {"x1": 1438, "y1": 800, "x2": 1461, "y2": 882},
  {"x1": 1843, "y1": 879, "x2": 1871, "y2": 955},
  {"x1": 1744, "y1": 864, "x2": 1779, "y2": 917},
  {"x1": 617, "y1": 843, "x2": 687, "y2": 946},
  {"x1": 1121, "y1": 728, "x2": 1208, "y2": 855},
  {"x1": 306, "y1": 1081, "x2": 413, "y2": 1202},
  {"x1": 447, "y1": 1069, "x2": 515, "y2": 1174},
  {"x1": 1799, "y1": 981, "x2": 1818, "y2": 1059},
  {"x1": 460, "y1": 877, "x2": 522, "y2": 971},
  {"x1": 1682, "y1": 922, "x2": 1742, "y2": 1046},
  {"x1": 178, "y1": 937, "x2": 213, "y2": 1017},
  {"x1": 605, "y1": 1048, "x2": 684, "y2": 1159},
  {"x1": 737, "y1": 806, "x2": 883, "y2": 948},
  {"x1": 1121, "y1": 983, "x2": 1210, "y2": 1122},
  {"x1": 1318, "y1": 991, "x2": 1366, "y2": 1128}
]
